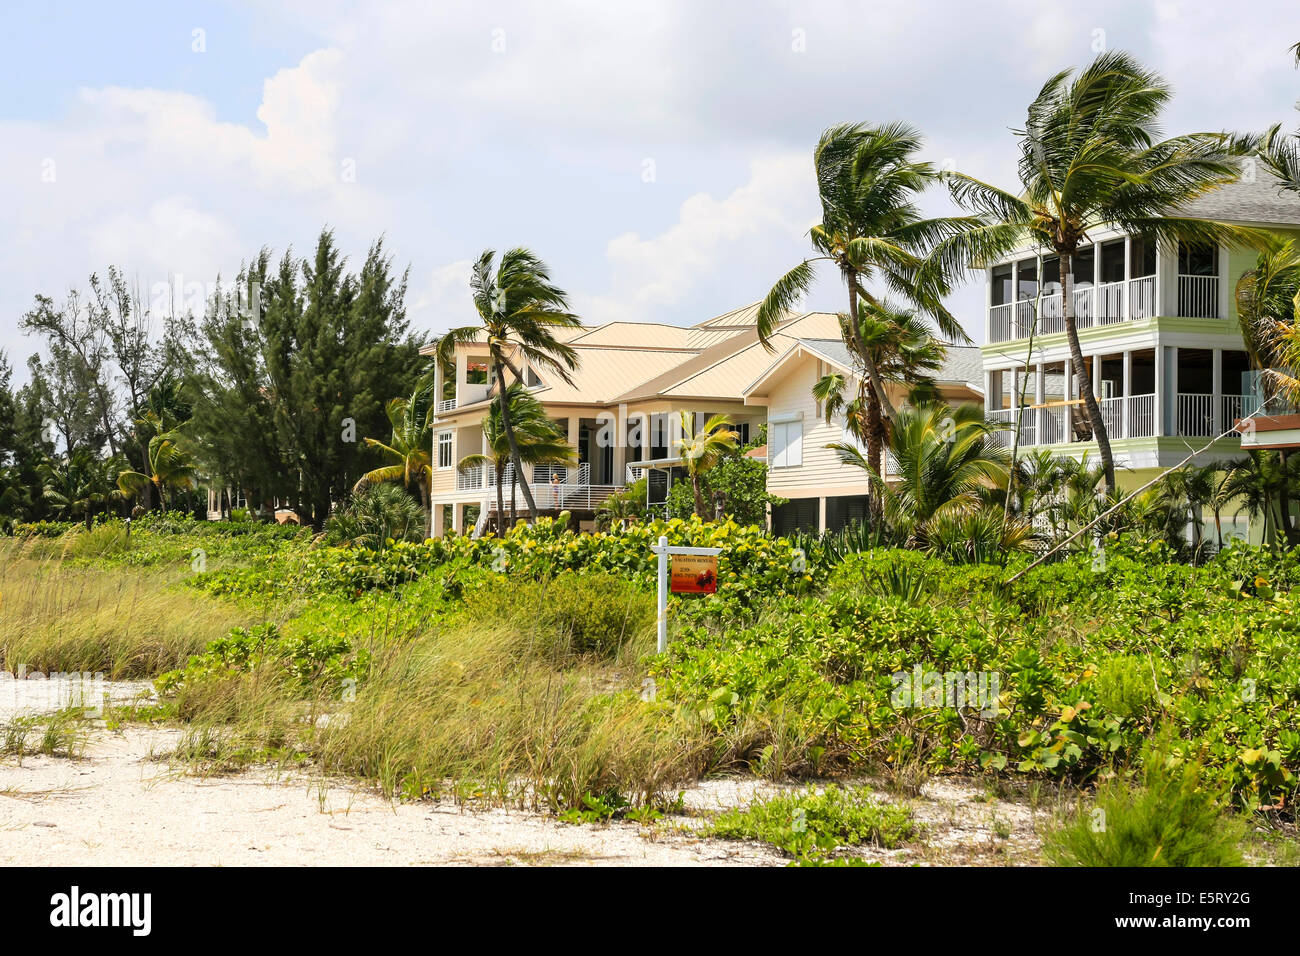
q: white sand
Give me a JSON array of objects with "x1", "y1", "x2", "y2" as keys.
[{"x1": 0, "y1": 682, "x2": 1045, "y2": 866}]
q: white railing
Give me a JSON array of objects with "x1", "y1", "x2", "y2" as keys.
[
  {"x1": 1129, "y1": 275, "x2": 1156, "y2": 319},
  {"x1": 456, "y1": 464, "x2": 484, "y2": 490},
  {"x1": 1127, "y1": 394, "x2": 1156, "y2": 438},
  {"x1": 625, "y1": 463, "x2": 647, "y2": 483},
  {"x1": 989, "y1": 302, "x2": 1014, "y2": 342},
  {"x1": 1096, "y1": 280, "x2": 1125, "y2": 325},
  {"x1": 1177, "y1": 393, "x2": 1216, "y2": 437},
  {"x1": 1221, "y1": 394, "x2": 1250, "y2": 434},
  {"x1": 991, "y1": 393, "x2": 1157, "y2": 446},
  {"x1": 1098, "y1": 395, "x2": 1124, "y2": 438},
  {"x1": 1177, "y1": 275, "x2": 1219, "y2": 318},
  {"x1": 437, "y1": 398, "x2": 456, "y2": 413},
  {"x1": 487, "y1": 484, "x2": 622, "y2": 513},
  {"x1": 989, "y1": 275, "x2": 1161, "y2": 342}
]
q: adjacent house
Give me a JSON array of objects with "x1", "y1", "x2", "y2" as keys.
[
  {"x1": 741, "y1": 339, "x2": 985, "y2": 534},
  {"x1": 978, "y1": 173, "x2": 1300, "y2": 488}
]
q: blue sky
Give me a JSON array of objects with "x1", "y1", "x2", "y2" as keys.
[{"x1": 2, "y1": 0, "x2": 1299, "y2": 382}]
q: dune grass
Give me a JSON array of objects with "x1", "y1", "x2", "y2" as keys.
[
  {"x1": 0, "y1": 538, "x2": 265, "y2": 678},
  {"x1": 163, "y1": 574, "x2": 709, "y2": 811}
]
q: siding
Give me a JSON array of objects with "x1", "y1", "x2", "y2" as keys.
[{"x1": 763, "y1": 355, "x2": 871, "y2": 499}]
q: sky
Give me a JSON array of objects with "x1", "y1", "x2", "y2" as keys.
[{"x1": 2, "y1": 0, "x2": 1299, "y2": 383}]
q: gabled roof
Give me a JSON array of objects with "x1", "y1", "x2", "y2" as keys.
[{"x1": 742, "y1": 338, "x2": 986, "y2": 398}]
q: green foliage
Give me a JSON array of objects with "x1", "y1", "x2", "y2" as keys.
[
  {"x1": 666, "y1": 453, "x2": 785, "y2": 526},
  {"x1": 1044, "y1": 740, "x2": 1246, "y2": 867},
  {"x1": 468, "y1": 572, "x2": 656, "y2": 659},
  {"x1": 157, "y1": 622, "x2": 372, "y2": 698},
  {"x1": 324, "y1": 484, "x2": 426, "y2": 550},
  {"x1": 706, "y1": 785, "x2": 916, "y2": 863}
]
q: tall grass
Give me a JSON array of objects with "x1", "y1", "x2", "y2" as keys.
[
  {"x1": 167, "y1": 573, "x2": 709, "y2": 810},
  {"x1": 0, "y1": 539, "x2": 262, "y2": 678}
]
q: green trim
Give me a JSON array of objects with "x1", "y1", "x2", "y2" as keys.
[{"x1": 982, "y1": 314, "x2": 1242, "y2": 356}]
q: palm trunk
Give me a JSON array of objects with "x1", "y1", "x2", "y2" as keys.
[
  {"x1": 692, "y1": 473, "x2": 704, "y2": 517},
  {"x1": 865, "y1": 391, "x2": 885, "y2": 526},
  {"x1": 1060, "y1": 251, "x2": 1116, "y2": 495},
  {"x1": 493, "y1": 359, "x2": 538, "y2": 522},
  {"x1": 495, "y1": 461, "x2": 506, "y2": 535},
  {"x1": 844, "y1": 269, "x2": 896, "y2": 419}
]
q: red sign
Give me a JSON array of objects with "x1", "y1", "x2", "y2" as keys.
[{"x1": 670, "y1": 554, "x2": 718, "y2": 594}]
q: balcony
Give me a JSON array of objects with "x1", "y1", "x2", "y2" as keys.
[
  {"x1": 457, "y1": 461, "x2": 623, "y2": 512},
  {"x1": 987, "y1": 273, "x2": 1219, "y2": 343},
  {"x1": 988, "y1": 392, "x2": 1249, "y2": 448},
  {"x1": 436, "y1": 398, "x2": 457, "y2": 413}
]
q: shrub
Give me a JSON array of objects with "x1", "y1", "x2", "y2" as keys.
[
  {"x1": 706, "y1": 785, "x2": 916, "y2": 862},
  {"x1": 469, "y1": 572, "x2": 656, "y2": 659},
  {"x1": 1043, "y1": 741, "x2": 1246, "y2": 867}
]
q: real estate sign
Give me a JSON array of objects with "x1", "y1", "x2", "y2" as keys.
[{"x1": 670, "y1": 553, "x2": 718, "y2": 594}]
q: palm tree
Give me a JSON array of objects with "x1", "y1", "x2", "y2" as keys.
[
  {"x1": 435, "y1": 249, "x2": 582, "y2": 522},
  {"x1": 674, "y1": 412, "x2": 739, "y2": 518},
  {"x1": 930, "y1": 51, "x2": 1261, "y2": 495},
  {"x1": 1247, "y1": 43, "x2": 1300, "y2": 196},
  {"x1": 1161, "y1": 462, "x2": 1218, "y2": 554},
  {"x1": 39, "y1": 450, "x2": 126, "y2": 529},
  {"x1": 1222, "y1": 451, "x2": 1300, "y2": 550},
  {"x1": 831, "y1": 402, "x2": 1009, "y2": 545},
  {"x1": 354, "y1": 371, "x2": 437, "y2": 536},
  {"x1": 116, "y1": 431, "x2": 197, "y2": 512},
  {"x1": 1235, "y1": 239, "x2": 1300, "y2": 400},
  {"x1": 811, "y1": 305, "x2": 945, "y2": 495},
  {"x1": 456, "y1": 382, "x2": 575, "y2": 533},
  {"x1": 756, "y1": 123, "x2": 978, "y2": 503}
]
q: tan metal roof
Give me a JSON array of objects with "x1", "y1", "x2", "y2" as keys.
[
  {"x1": 530, "y1": 346, "x2": 700, "y2": 405},
  {"x1": 568, "y1": 322, "x2": 694, "y2": 348}
]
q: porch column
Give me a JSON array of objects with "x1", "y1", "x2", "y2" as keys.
[
  {"x1": 1212, "y1": 347, "x2": 1223, "y2": 435},
  {"x1": 1122, "y1": 235, "x2": 1132, "y2": 321},
  {"x1": 452, "y1": 502, "x2": 463, "y2": 534},
  {"x1": 567, "y1": 415, "x2": 579, "y2": 482},
  {"x1": 1122, "y1": 350, "x2": 1132, "y2": 439},
  {"x1": 1092, "y1": 352, "x2": 1102, "y2": 400},
  {"x1": 1063, "y1": 360, "x2": 1074, "y2": 442},
  {"x1": 984, "y1": 371, "x2": 994, "y2": 413},
  {"x1": 1169, "y1": 346, "x2": 1179, "y2": 435},
  {"x1": 1092, "y1": 243, "x2": 1102, "y2": 323},
  {"x1": 1154, "y1": 347, "x2": 1166, "y2": 438},
  {"x1": 1035, "y1": 362, "x2": 1046, "y2": 442},
  {"x1": 817, "y1": 496, "x2": 828, "y2": 534},
  {"x1": 432, "y1": 503, "x2": 446, "y2": 537}
]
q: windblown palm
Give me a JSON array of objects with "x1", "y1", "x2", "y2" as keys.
[
  {"x1": 435, "y1": 249, "x2": 581, "y2": 522},
  {"x1": 355, "y1": 370, "x2": 437, "y2": 536},
  {"x1": 1235, "y1": 239, "x2": 1300, "y2": 404},
  {"x1": 831, "y1": 403, "x2": 1009, "y2": 544},
  {"x1": 930, "y1": 50, "x2": 1259, "y2": 495},
  {"x1": 757, "y1": 123, "x2": 979, "y2": 502},
  {"x1": 117, "y1": 431, "x2": 196, "y2": 512},
  {"x1": 675, "y1": 412, "x2": 739, "y2": 518},
  {"x1": 812, "y1": 305, "x2": 945, "y2": 488},
  {"x1": 457, "y1": 382, "x2": 575, "y2": 532},
  {"x1": 1222, "y1": 451, "x2": 1300, "y2": 550}
]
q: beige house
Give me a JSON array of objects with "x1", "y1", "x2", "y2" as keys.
[
  {"x1": 742, "y1": 338, "x2": 985, "y2": 534},
  {"x1": 424, "y1": 304, "x2": 845, "y2": 534}
]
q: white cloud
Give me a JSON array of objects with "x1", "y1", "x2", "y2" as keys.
[{"x1": 577, "y1": 154, "x2": 816, "y2": 323}]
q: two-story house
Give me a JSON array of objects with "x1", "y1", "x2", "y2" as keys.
[
  {"x1": 424, "y1": 304, "x2": 843, "y2": 534},
  {"x1": 741, "y1": 339, "x2": 986, "y2": 534},
  {"x1": 979, "y1": 174, "x2": 1300, "y2": 486}
]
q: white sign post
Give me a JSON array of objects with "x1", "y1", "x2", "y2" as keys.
[{"x1": 650, "y1": 535, "x2": 723, "y2": 653}]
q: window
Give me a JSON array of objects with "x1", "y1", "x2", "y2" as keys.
[
  {"x1": 438, "y1": 431, "x2": 453, "y2": 469},
  {"x1": 1178, "y1": 242, "x2": 1218, "y2": 276},
  {"x1": 734, "y1": 422, "x2": 750, "y2": 446},
  {"x1": 769, "y1": 419, "x2": 803, "y2": 468},
  {"x1": 991, "y1": 264, "x2": 1013, "y2": 306},
  {"x1": 465, "y1": 357, "x2": 489, "y2": 385}
]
